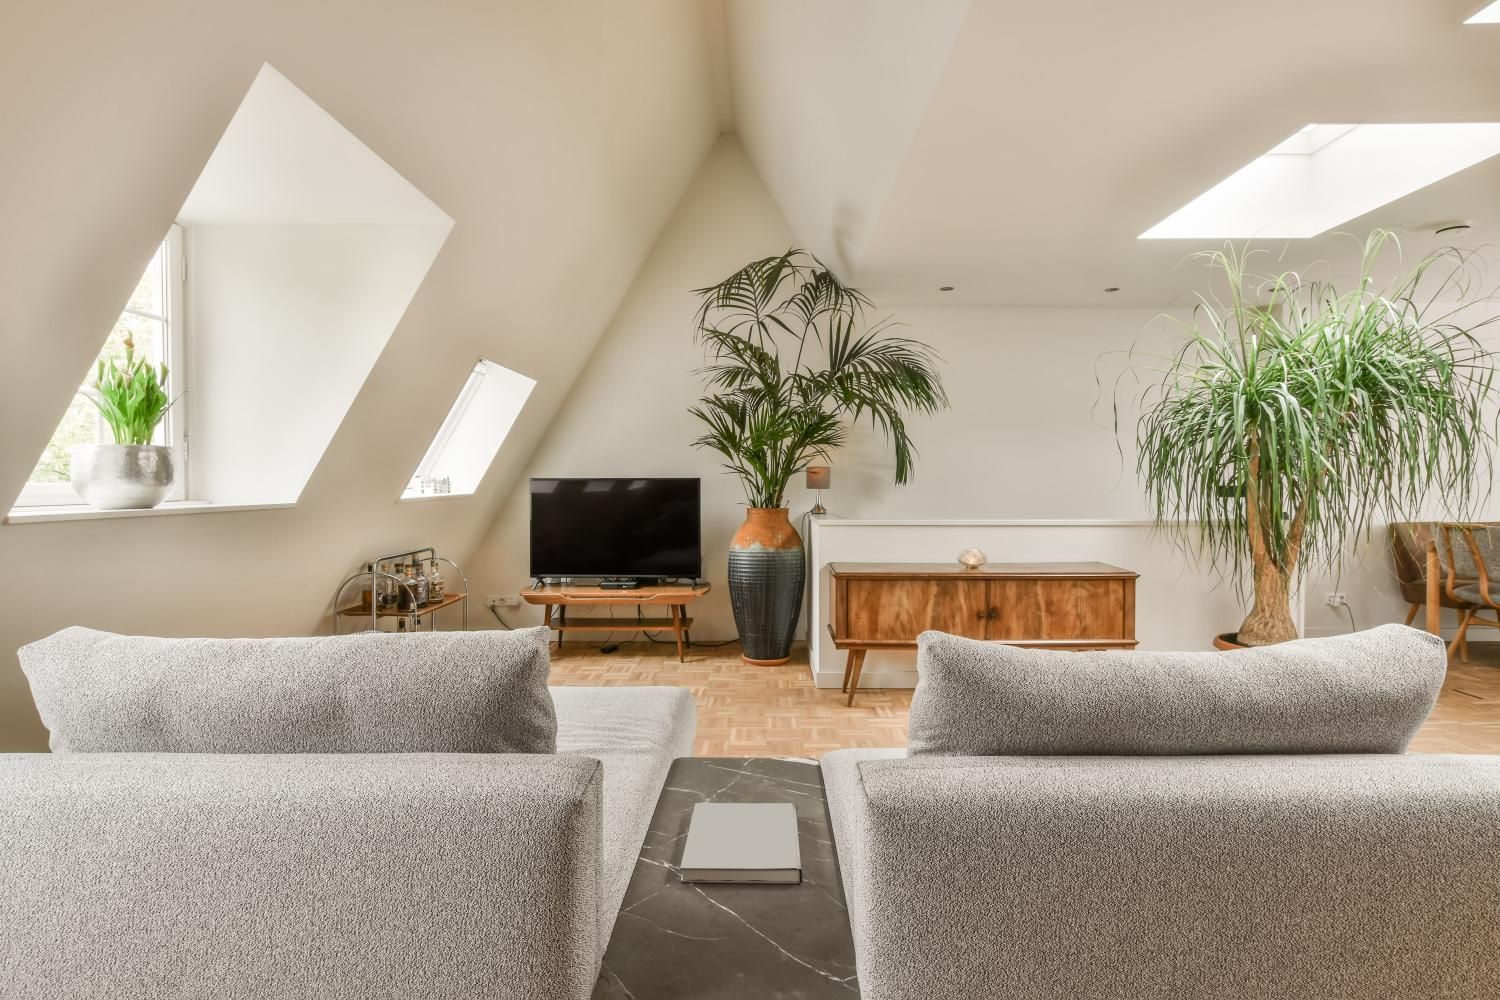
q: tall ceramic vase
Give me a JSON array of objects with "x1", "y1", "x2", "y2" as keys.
[{"x1": 727, "y1": 507, "x2": 805, "y2": 665}]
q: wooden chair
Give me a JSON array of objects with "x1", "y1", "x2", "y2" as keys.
[
  {"x1": 1434, "y1": 522, "x2": 1500, "y2": 663},
  {"x1": 1390, "y1": 522, "x2": 1471, "y2": 628}
]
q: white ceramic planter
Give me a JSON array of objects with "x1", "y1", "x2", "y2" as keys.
[{"x1": 70, "y1": 444, "x2": 175, "y2": 510}]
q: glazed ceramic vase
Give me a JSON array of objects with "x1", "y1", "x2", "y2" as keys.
[{"x1": 727, "y1": 507, "x2": 805, "y2": 665}]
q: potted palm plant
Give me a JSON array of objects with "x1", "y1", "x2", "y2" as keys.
[
  {"x1": 1132, "y1": 230, "x2": 1497, "y2": 647},
  {"x1": 691, "y1": 249, "x2": 948, "y2": 664},
  {"x1": 71, "y1": 334, "x2": 179, "y2": 510}
]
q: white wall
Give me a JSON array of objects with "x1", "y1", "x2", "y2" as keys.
[
  {"x1": 470, "y1": 137, "x2": 1251, "y2": 645},
  {"x1": 469, "y1": 137, "x2": 797, "y2": 638},
  {"x1": 188, "y1": 223, "x2": 451, "y2": 503},
  {"x1": 467, "y1": 137, "x2": 1500, "y2": 662},
  {"x1": 0, "y1": 0, "x2": 722, "y2": 751}
]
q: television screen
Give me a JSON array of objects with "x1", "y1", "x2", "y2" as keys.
[{"x1": 529, "y1": 478, "x2": 702, "y2": 580}]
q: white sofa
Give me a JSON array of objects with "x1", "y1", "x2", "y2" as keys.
[{"x1": 2, "y1": 627, "x2": 694, "y2": 1000}]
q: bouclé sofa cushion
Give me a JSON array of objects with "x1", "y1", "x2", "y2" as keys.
[
  {"x1": 20, "y1": 625, "x2": 558, "y2": 754},
  {"x1": 908, "y1": 624, "x2": 1446, "y2": 756}
]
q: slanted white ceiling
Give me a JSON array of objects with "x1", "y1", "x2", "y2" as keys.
[
  {"x1": 722, "y1": 0, "x2": 1500, "y2": 305},
  {"x1": 722, "y1": 0, "x2": 971, "y2": 275}
]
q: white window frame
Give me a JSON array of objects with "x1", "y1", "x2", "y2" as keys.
[{"x1": 14, "y1": 225, "x2": 188, "y2": 507}]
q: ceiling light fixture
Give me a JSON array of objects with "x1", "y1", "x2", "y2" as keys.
[
  {"x1": 1466, "y1": 2, "x2": 1500, "y2": 23},
  {"x1": 938, "y1": 285, "x2": 955, "y2": 292},
  {"x1": 1104, "y1": 287, "x2": 1121, "y2": 293},
  {"x1": 1141, "y1": 123, "x2": 1500, "y2": 239}
]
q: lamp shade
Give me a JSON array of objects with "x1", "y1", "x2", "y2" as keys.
[{"x1": 805, "y1": 466, "x2": 832, "y2": 490}]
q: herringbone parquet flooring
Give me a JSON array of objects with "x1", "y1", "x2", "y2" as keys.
[{"x1": 546, "y1": 638, "x2": 1500, "y2": 757}]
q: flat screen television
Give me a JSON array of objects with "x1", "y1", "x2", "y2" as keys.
[{"x1": 529, "y1": 477, "x2": 702, "y2": 580}]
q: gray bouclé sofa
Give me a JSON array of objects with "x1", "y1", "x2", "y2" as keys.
[
  {"x1": 1, "y1": 626, "x2": 694, "y2": 1000},
  {"x1": 822, "y1": 625, "x2": 1500, "y2": 1000}
]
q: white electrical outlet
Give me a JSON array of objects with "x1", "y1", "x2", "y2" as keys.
[
  {"x1": 487, "y1": 595, "x2": 522, "y2": 609},
  {"x1": 1325, "y1": 592, "x2": 1348, "y2": 608}
]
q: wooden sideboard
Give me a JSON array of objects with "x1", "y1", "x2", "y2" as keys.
[{"x1": 828, "y1": 562, "x2": 1138, "y2": 704}]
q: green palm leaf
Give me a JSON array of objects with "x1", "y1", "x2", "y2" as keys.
[{"x1": 689, "y1": 249, "x2": 947, "y2": 506}]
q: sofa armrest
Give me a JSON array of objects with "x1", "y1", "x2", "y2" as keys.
[
  {"x1": 0, "y1": 753, "x2": 603, "y2": 1000},
  {"x1": 823, "y1": 752, "x2": 1500, "y2": 1000}
]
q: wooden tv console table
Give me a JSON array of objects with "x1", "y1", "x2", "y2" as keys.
[
  {"x1": 828, "y1": 562, "x2": 1138, "y2": 705},
  {"x1": 521, "y1": 582, "x2": 711, "y2": 662}
]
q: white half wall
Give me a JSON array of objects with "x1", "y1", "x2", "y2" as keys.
[{"x1": 807, "y1": 519, "x2": 1259, "y2": 688}]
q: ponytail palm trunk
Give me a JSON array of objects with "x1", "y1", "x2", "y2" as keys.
[{"x1": 1136, "y1": 231, "x2": 1497, "y2": 646}]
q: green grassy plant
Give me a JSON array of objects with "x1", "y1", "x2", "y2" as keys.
[
  {"x1": 1128, "y1": 230, "x2": 1498, "y2": 645},
  {"x1": 84, "y1": 334, "x2": 175, "y2": 446}
]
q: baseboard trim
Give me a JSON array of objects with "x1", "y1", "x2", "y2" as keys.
[{"x1": 814, "y1": 669, "x2": 919, "y2": 690}]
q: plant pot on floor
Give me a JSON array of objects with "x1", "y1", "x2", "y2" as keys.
[
  {"x1": 1213, "y1": 632, "x2": 1247, "y2": 650},
  {"x1": 727, "y1": 507, "x2": 804, "y2": 665},
  {"x1": 70, "y1": 444, "x2": 174, "y2": 510}
]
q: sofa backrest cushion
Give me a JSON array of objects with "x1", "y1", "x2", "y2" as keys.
[
  {"x1": 908, "y1": 624, "x2": 1445, "y2": 756},
  {"x1": 20, "y1": 626, "x2": 558, "y2": 754}
]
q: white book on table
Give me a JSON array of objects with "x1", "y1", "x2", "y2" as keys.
[{"x1": 678, "y1": 802, "x2": 802, "y2": 884}]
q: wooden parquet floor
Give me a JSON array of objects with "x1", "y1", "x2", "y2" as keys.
[{"x1": 546, "y1": 638, "x2": 1500, "y2": 757}]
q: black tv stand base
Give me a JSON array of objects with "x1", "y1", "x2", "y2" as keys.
[{"x1": 599, "y1": 577, "x2": 649, "y2": 590}]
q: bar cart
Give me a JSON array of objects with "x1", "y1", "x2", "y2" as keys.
[{"x1": 331, "y1": 546, "x2": 470, "y2": 633}]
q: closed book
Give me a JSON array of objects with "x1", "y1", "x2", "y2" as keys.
[{"x1": 678, "y1": 802, "x2": 802, "y2": 884}]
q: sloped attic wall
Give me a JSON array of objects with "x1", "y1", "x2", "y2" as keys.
[
  {"x1": 468, "y1": 136, "x2": 802, "y2": 639},
  {"x1": 0, "y1": 0, "x2": 722, "y2": 750}
]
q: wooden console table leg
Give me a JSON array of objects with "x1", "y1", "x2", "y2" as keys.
[
  {"x1": 671, "y1": 605, "x2": 686, "y2": 662},
  {"x1": 844, "y1": 649, "x2": 867, "y2": 707},
  {"x1": 558, "y1": 605, "x2": 566, "y2": 652},
  {"x1": 680, "y1": 605, "x2": 691, "y2": 654}
]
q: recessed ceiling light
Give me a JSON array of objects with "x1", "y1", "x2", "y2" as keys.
[
  {"x1": 938, "y1": 285, "x2": 955, "y2": 292},
  {"x1": 1104, "y1": 287, "x2": 1120, "y2": 293},
  {"x1": 1141, "y1": 123, "x2": 1500, "y2": 239},
  {"x1": 1466, "y1": 2, "x2": 1500, "y2": 23}
]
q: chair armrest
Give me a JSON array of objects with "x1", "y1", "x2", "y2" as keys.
[
  {"x1": 0, "y1": 753, "x2": 603, "y2": 1000},
  {"x1": 826, "y1": 753, "x2": 1500, "y2": 1000}
]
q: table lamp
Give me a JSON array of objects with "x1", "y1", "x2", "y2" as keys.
[{"x1": 806, "y1": 465, "x2": 831, "y2": 516}]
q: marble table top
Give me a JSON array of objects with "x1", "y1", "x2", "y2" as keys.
[{"x1": 592, "y1": 756, "x2": 859, "y2": 999}]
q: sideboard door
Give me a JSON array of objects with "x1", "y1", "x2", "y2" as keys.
[
  {"x1": 843, "y1": 578, "x2": 990, "y2": 641},
  {"x1": 986, "y1": 578, "x2": 1130, "y2": 642}
]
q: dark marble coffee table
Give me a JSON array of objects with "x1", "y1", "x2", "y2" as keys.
[{"x1": 592, "y1": 757, "x2": 859, "y2": 999}]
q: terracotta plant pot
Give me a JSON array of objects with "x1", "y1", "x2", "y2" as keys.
[
  {"x1": 727, "y1": 507, "x2": 805, "y2": 665},
  {"x1": 1212, "y1": 632, "x2": 1247, "y2": 650}
]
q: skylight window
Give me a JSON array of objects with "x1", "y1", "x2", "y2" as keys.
[
  {"x1": 1141, "y1": 123, "x2": 1500, "y2": 239},
  {"x1": 404, "y1": 359, "x2": 536, "y2": 499},
  {"x1": 1466, "y1": 3, "x2": 1500, "y2": 24}
]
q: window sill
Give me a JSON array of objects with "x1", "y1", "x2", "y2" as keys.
[
  {"x1": 4, "y1": 500, "x2": 295, "y2": 525},
  {"x1": 397, "y1": 492, "x2": 475, "y2": 504}
]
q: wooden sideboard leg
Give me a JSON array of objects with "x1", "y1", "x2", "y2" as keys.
[
  {"x1": 671, "y1": 605, "x2": 686, "y2": 662},
  {"x1": 844, "y1": 649, "x2": 867, "y2": 707},
  {"x1": 558, "y1": 605, "x2": 566, "y2": 652},
  {"x1": 681, "y1": 605, "x2": 692, "y2": 652}
]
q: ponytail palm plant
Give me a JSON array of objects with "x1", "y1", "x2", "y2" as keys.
[
  {"x1": 689, "y1": 249, "x2": 948, "y2": 507},
  {"x1": 1133, "y1": 230, "x2": 1498, "y2": 646}
]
